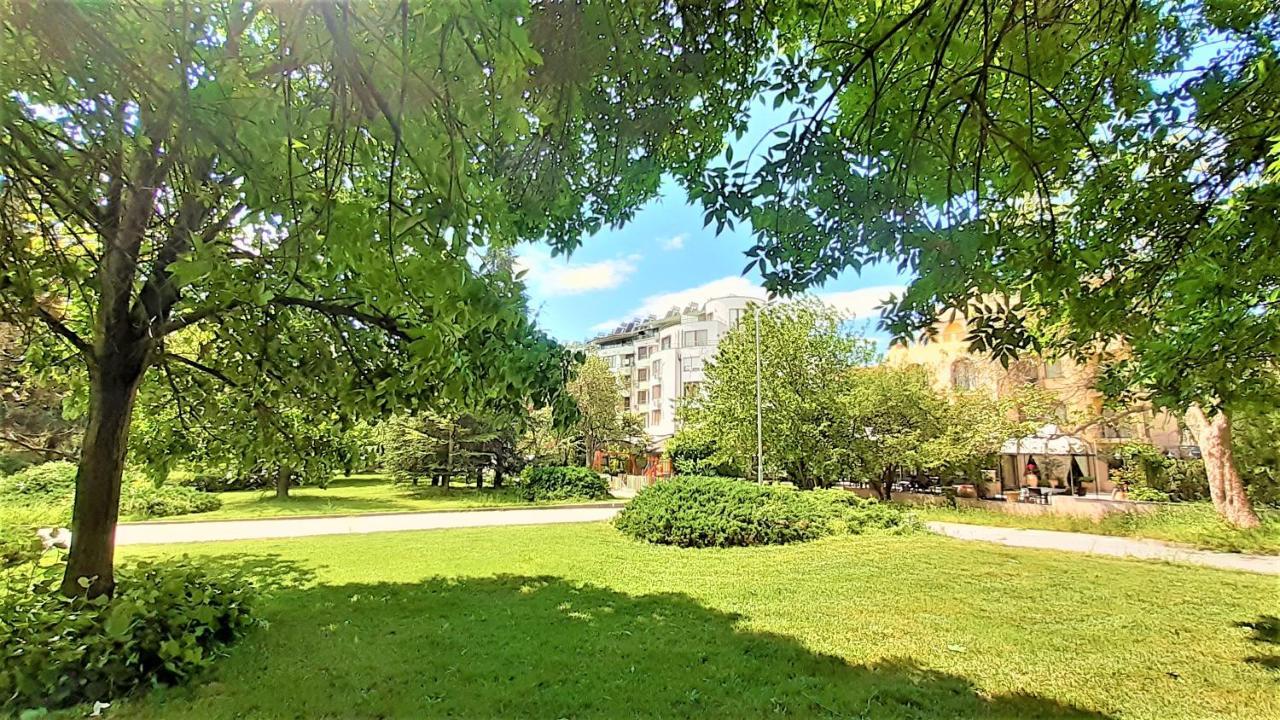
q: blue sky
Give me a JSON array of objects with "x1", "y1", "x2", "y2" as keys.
[{"x1": 517, "y1": 103, "x2": 911, "y2": 345}]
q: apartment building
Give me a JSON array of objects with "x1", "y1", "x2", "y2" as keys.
[{"x1": 590, "y1": 296, "x2": 754, "y2": 448}]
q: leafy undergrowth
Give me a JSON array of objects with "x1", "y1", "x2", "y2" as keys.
[
  {"x1": 1, "y1": 555, "x2": 259, "y2": 714},
  {"x1": 914, "y1": 503, "x2": 1280, "y2": 554},
  {"x1": 159, "y1": 474, "x2": 618, "y2": 523},
  {"x1": 103, "y1": 524, "x2": 1280, "y2": 719}
]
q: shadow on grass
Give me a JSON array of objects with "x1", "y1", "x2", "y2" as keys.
[
  {"x1": 130, "y1": 560, "x2": 1113, "y2": 719},
  {"x1": 1238, "y1": 615, "x2": 1280, "y2": 673}
]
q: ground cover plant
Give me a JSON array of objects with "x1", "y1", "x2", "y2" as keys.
[
  {"x1": 0, "y1": 556, "x2": 258, "y2": 713},
  {"x1": 0, "y1": 462, "x2": 222, "y2": 524},
  {"x1": 615, "y1": 476, "x2": 916, "y2": 547},
  {"x1": 914, "y1": 503, "x2": 1280, "y2": 555},
  {"x1": 97, "y1": 523, "x2": 1280, "y2": 719}
]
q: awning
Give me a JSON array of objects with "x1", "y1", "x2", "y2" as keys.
[{"x1": 999, "y1": 423, "x2": 1091, "y2": 456}]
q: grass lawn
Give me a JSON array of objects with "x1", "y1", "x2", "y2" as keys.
[
  {"x1": 108, "y1": 524, "x2": 1279, "y2": 719},
  {"x1": 912, "y1": 502, "x2": 1280, "y2": 555},
  {"x1": 143, "y1": 474, "x2": 619, "y2": 523}
]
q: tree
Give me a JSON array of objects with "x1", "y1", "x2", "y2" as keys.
[
  {"x1": 834, "y1": 365, "x2": 1034, "y2": 500},
  {"x1": 691, "y1": 0, "x2": 1279, "y2": 527},
  {"x1": 566, "y1": 355, "x2": 642, "y2": 467},
  {"x1": 0, "y1": 1, "x2": 771, "y2": 595},
  {"x1": 686, "y1": 299, "x2": 876, "y2": 488}
]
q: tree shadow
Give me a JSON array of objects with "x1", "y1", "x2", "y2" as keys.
[
  {"x1": 1238, "y1": 615, "x2": 1280, "y2": 673},
  {"x1": 131, "y1": 561, "x2": 1114, "y2": 719}
]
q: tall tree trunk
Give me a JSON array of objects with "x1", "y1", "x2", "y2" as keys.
[
  {"x1": 1185, "y1": 405, "x2": 1261, "y2": 529},
  {"x1": 493, "y1": 465, "x2": 504, "y2": 488},
  {"x1": 61, "y1": 356, "x2": 146, "y2": 597},
  {"x1": 275, "y1": 464, "x2": 291, "y2": 499}
]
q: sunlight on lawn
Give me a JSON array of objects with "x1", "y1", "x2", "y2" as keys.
[
  {"x1": 143, "y1": 475, "x2": 618, "y2": 523},
  {"x1": 116, "y1": 524, "x2": 1280, "y2": 720}
]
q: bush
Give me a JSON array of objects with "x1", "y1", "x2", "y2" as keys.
[
  {"x1": 0, "y1": 452, "x2": 36, "y2": 477},
  {"x1": 0, "y1": 558, "x2": 260, "y2": 711},
  {"x1": 614, "y1": 476, "x2": 916, "y2": 548},
  {"x1": 0, "y1": 505, "x2": 64, "y2": 569},
  {"x1": 1127, "y1": 485, "x2": 1171, "y2": 502},
  {"x1": 120, "y1": 483, "x2": 222, "y2": 519},
  {"x1": 515, "y1": 466, "x2": 610, "y2": 502},
  {"x1": 0, "y1": 462, "x2": 221, "y2": 520},
  {"x1": 0, "y1": 461, "x2": 76, "y2": 503}
]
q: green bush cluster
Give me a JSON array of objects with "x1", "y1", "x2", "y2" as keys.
[
  {"x1": 514, "y1": 466, "x2": 611, "y2": 502},
  {"x1": 0, "y1": 558, "x2": 259, "y2": 712},
  {"x1": 614, "y1": 476, "x2": 916, "y2": 548},
  {"x1": 0, "y1": 505, "x2": 64, "y2": 568},
  {"x1": 0, "y1": 461, "x2": 78, "y2": 502},
  {"x1": 120, "y1": 483, "x2": 223, "y2": 518},
  {"x1": 0, "y1": 461, "x2": 222, "y2": 523}
]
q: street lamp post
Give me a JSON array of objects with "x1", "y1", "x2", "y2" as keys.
[{"x1": 755, "y1": 304, "x2": 763, "y2": 485}]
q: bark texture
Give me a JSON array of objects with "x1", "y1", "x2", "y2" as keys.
[{"x1": 1185, "y1": 405, "x2": 1261, "y2": 529}]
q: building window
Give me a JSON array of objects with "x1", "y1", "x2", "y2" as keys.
[
  {"x1": 681, "y1": 356, "x2": 703, "y2": 372},
  {"x1": 682, "y1": 329, "x2": 708, "y2": 347},
  {"x1": 652, "y1": 359, "x2": 662, "y2": 375},
  {"x1": 650, "y1": 409, "x2": 662, "y2": 426},
  {"x1": 637, "y1": 346, "x2": 650, "y2": 360},
  {"x1": 637, "y1": 368, "x2": 649, "y2": 382},
  {"x1": 652, "y1": 384, "x2": 662, "y2": 400},
  {"x1": 636, "y1": 390, "x2": 648, "y2": 405},
  {"x1": 623, "y1": 397, "x2": 631, "y2": 411},
  {"x1": 952, "y1": 359, "x2": 979, "y2": 391},
  {"x1": 683, "y1": 382, "x2": 700, "y2": 397},
  {"x1": 661, "y1": 336, "x2": 672, "y2": 350},
  {"x1": 1044, "y1": 360, "x2": 1065, "y2": 379},
  {"x1": 729, "y1": 308, "x2": 743, "y2": 324}
]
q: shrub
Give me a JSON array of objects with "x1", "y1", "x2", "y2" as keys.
[
  {"x1": 0, "y1": 462, "x2": 220, "y2": 520},
  {"x1": 614, "y1": 476, "x2": 916, "y2": 548},
  {"x1": 0, "y1": 452, "x2": 35, "y2": 477},
  {"x1": 515, "y1": 466, "x2": 610, "y2": 502},
  {"x1": 0, "y1": 505, "x2": 64, "y2": 569},
  {"x1": 0, "y1": 558, "x2": 260, "y2": 711},
  {"x1": 0, "y1": 461, "x2": 76, "y2": 503},
  {"x1": 120, "y1": 483, "x2": 222, "y2": 519},
  {"x1": 1127, "y1": 485, "x2": 1172, "y2": 502}
]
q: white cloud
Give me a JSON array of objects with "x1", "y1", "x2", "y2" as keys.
[
  {"x1": 818, "y1": 285, "x2": 906, "y2": 321},
  {"x1": 659, "y1": 233, "x2": 686, "y2": 251},
  {"x1": 516, "y1": 246, "x2": 638, "y2": 297},
  {"x1": 589, "y1": 276, "x2": 905, "y2": 334}
]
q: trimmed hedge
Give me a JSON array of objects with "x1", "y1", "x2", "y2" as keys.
[
  {"x1": 515, "y1": 466, "x2": 611, "y2": 502},
  {"x1": 0, "y1": 558, "x2": 259, "y2": 711},
  {"x1": 0, "y1": 461, "x2": 77, "y2": 503},
  {"x1": 614, "y1": 476, "x2": 916, "y2": 547}
]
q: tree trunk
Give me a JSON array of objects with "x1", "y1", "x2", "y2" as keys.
[
  {"x1": 1185, "y1": 405, "x2": 1261, "y2": 529},
  {"x1": 275, "y1": 464, "x2": 291, "y2": 499},
  {"x1": 493, "y1": 465, "x2": 504, "y2": 488},
  {"x1": 871, "y1": 466, "x2": 895, "y2": 502},
  {"x1": 61, "y1": 359, "x2": 146, "y2": 597}
]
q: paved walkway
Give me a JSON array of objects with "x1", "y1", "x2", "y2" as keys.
[
  {"x1": 927, "y1": 521, "x2": 1280, "y2": 575},
  {"x1": 116, "y1": 505, "x2": 624, "y2": 546}
]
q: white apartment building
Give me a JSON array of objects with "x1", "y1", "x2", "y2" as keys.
[{"x1": 589, "y1": 296, "x2": 754, "y2": 447}]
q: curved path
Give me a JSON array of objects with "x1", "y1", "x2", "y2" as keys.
[
  {"x1": 927, "y1": 521, "x2": 1280, "y2": 575},
  {"x1": 116, "y1": 504, "x2": 624, "y2": 546}
]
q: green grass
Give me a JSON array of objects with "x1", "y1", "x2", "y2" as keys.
[
  {"x1": 103, "y1": 524, "x2": 1279, "y2": 719},
  {"x1": 913, "y1": 502, "x2": 1280, "y2": 555},
  {"x1": 142, "y1": 474, "x2": 619, "y2": 523}
]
